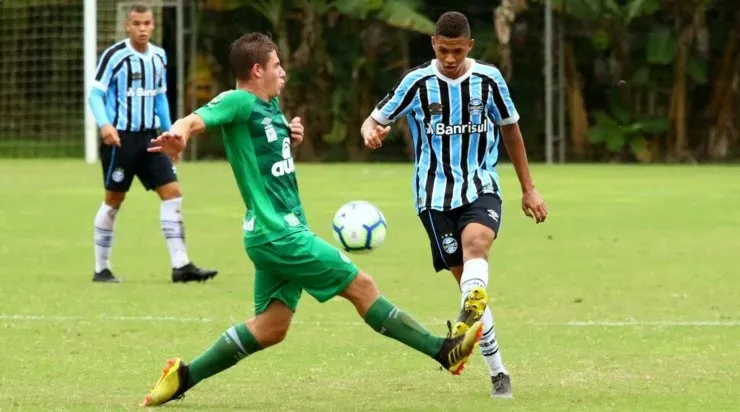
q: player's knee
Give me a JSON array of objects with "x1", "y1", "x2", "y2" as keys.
[
  {"x1": 248, "y1": 316, "x2": 290, "y2": 347},
  {"x1": 342, "y1": 272, "x2": 380, "y2": 302},
  {"x1": 262, "y1": 325, "x2": 288, "y2": 346},
  {"x1": 104, "y1": 191, "x2": 125, "y2": 208},
  {"x1": 156, "y1": 182, "x2": 182, "y2": 200},
  {"x1": 462, "y1": 228, "x2": 494, "y2": 258}
]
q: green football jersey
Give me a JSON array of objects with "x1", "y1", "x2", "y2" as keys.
[{"x1": 195, "y1": 89, "x2": 308, "y2": 247}]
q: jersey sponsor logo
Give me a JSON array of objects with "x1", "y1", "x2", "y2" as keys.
[
  {"x1": 271, "y1": 138, "x2": 295, "y2": 177},
  {"x1": 125, "y1": 87, "x2": 158, "y2": 97},
  {"x1": 425, "y1": 119, "x2": 489, "y2": 136}
]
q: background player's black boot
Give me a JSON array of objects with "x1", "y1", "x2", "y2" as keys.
[
  {"x1": 491, "y1": 372, "x2": 512, "y2": 398},
  {"x1": 171, "y1": 263, "x2": 218, "y2": 283},
  {"x1": 93, "y1": 268, "x2": 121, "y2": 283}
]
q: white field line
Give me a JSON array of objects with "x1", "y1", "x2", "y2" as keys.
[
  {"x1": 567, "y1": 320, "x2": 740, "y2": 327},
  {"x1": 1, "y1": 314, "x2": 739, "y2": 327}
]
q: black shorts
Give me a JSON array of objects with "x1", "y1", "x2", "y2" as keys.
[
  {"x1": 99, "y1": 130, "x2": 178, "y2": 192},
  {"x1": 418, "y1": 194, "x2": 503, "y2": 272}
]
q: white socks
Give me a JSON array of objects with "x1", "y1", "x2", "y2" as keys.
[
  {"x1": 93, "y1": 202, "x2": 118, "y2": 272},
  {"x1": 160, "y1": 197, "x2": 190, "y2": 269},
  {"x1": 460, "y1": 258, "x2": 508, "y2": 376}
]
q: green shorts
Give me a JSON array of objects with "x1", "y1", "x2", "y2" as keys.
[{"x1": 245, "y1": 230, "x2": 360, "y2": 315}]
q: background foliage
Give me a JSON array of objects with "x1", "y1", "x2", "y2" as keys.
[{"x1": 2, "y1": 0, "x2": 739, "y2": 162}]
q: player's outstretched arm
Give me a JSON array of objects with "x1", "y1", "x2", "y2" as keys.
[
  {"x1": 148, "y1": 113, "x2": 206, "y2": 160},
  {"x1": 500, "y1": 123, "x2": 548, "y2": 223}
]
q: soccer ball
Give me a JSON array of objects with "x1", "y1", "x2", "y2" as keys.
[{"x1": 332, "y1": 201, "x2": 387, "y2": 253}]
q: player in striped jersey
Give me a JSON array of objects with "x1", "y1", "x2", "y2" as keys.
[
  {"x1": 361, "y1": 11, "x2": 548, "y2": 398},
  {"x1": 88, "y1": 2, "x2": 217, "y2": 284}
]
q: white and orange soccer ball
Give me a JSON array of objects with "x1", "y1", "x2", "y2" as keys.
[{"x1": 331, "y1": 201, "x2": 387, "y2": 253}]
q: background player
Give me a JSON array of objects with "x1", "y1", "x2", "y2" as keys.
[
  {"x1": 360, "y1": 11, "x2": 548, "y2": 398},
  {"x1": 140, "y1": 33, "x2": 483, "y2": 407},
  {"x1": 88, "y1": 2, "x2": 217, "y2": 283}
]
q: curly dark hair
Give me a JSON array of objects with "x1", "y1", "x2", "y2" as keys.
[{"x1": 434, "y1": 11, "x2": 471, "y2": 38}]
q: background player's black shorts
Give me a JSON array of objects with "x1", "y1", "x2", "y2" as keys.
[
  {"x1": 418, "y1": 194, "x2": 503, "y2": 272},
  {"x1": 99, "y1": 130, "x2": 178, "y2": 192}
]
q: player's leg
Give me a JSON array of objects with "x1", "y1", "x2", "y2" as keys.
[
  {"x1": 457, "y1": 194, "x2": 511, "y2": 398},
  {"x1": 93, "y1": 137, "x2": 136, "y2": 283},
  {"x1": 281, "y1": 231, "x2": 483, "y2": 374},
  {"x1": 137, "y1": 145, "x2": 218, "y2": 283},
  {"x1": 417, "y1": 208, "x2": 488, "y2": 336},
  {"x1": 142, "y1": 262, "x2": 299, "y2": 407}
]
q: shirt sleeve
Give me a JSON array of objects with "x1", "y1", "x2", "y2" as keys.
[
  {"x1": 88, "y1": 88, "x2": 111, "y2": 128},
  {"x1": 485, "y1": 68, "x2": 520, "y2": 125},
  {"x1": 195, "y1": 90, "x2": 252, "y2": 128},
  {"x1": 92, "y1": 46, "x2": 126, "y2": 93},
  {"x1": 156, "y1": 51, "x2": 168, "y2": 95},
  {"x1": 370, "y1": 71, "x2": 422, "y2": 125}
]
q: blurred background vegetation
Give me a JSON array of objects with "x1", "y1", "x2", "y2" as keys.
[{"x1": 1, "y1": 0, "x2": 738, "y2": 163}]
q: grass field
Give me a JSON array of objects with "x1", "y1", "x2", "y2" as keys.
[{"x1": 1, "y1": 160, "x2": 738, "y2": 411}]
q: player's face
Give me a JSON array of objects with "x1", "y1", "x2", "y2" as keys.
[
  {"x1": 258, "y1": 51, "x2": 286, "y2": 97},
  {"x1": 431, "y1": 35, "x2": 474, "y2": 78},
  {"x1": 126, "y1": 11, "x2": 155, "y2": 47}
]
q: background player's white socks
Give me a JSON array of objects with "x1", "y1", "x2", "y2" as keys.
[
  {"x1": 160, "y1": 197, "x2": 190, "y2": 269},
  {"x1": 480, "y1": 307, "x2": 508, "y2": 376},
  {"x1": 460, "y1": 257, "x2": 508, "y2": 376},
  {"x1": 93, "y1": 202, "x2": 118, "y2": 272}
]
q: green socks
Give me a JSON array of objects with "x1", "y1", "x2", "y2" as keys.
[
  {"x1": 364, "y1": 296, "x2": 444, "y2": 357},
  {"x1": 187, "y1": 323, "x2": 262, "y2": 387},
  {"x1": 185, "y1": 299, "x2": 442, "y2": 388}
]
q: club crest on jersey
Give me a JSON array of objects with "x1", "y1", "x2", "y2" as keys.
[
  {"x1": 468, "y1": 98, "x2": 484, "y2": 115},
  {"x1": 264, "y1": 118, "x2": 278, "y2": 142}
]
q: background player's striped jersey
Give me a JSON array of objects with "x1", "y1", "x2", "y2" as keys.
[
  {"x1": 92, "y1": 39, "x2": 167, "y2": 132},
  {"x1": 371, "y1": 59, "x2": 519, "y2": 213}
]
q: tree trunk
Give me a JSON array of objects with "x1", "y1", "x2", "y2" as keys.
[
  {"x1": 563, "y1": 42, "x2": 589, "y2": 158},
  {"x1": 667, "y1": 2, "x2": 701, "y2": 161},
  {"x1": 291, "y1": 2, "x2": 319, "y2": 161},
  {"x1": 706, "y1": 18, "x2": 740, "y2": 159},
  {"x1": 493, "y1": 0, "x2": 528, "y2": 80}
]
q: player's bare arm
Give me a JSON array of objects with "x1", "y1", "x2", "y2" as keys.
[
  {"x1": 360, "y1": 116, "x2": 390, "y2": 150},
  {"x1": 500, "y1": 123, "x2": 548, "y2": 223},
  {"x1": 148, "y1": 113, "x2": 206, "y2": 159}
]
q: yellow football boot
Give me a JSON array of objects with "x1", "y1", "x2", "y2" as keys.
[
  {"x1": 437, "y1": 320, "x2": 484, "y2": 375},
  {"x1": 141, "y1": 358, "x2": 189, "y2": 407},
  {"x1": 450, "y1": 286, "x2": 488, "y2": 338}
]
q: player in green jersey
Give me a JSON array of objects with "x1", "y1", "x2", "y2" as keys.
[{"x1": 140, "y1": 33, "x2": 483, "y2": 407}]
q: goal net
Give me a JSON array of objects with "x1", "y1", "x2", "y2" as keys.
[{"x1": 0, "y1": 0, "x2": 163, "y2": 158}]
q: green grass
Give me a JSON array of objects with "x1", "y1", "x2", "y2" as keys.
[{"x1": 0, "y1": 160, "x2": 739, "y2": 411}]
